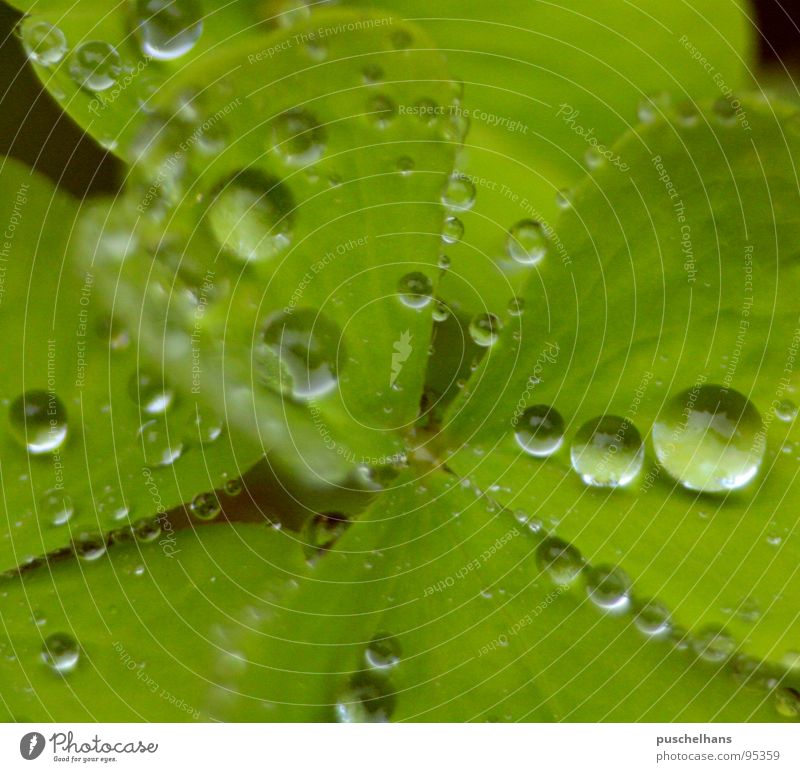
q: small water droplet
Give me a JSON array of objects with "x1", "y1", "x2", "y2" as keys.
[
  {"x1": 139, "y1": 419, "x2": 185, "y2": 467},
  {"x1": 692, "y1": 626, "x2": 736, "y2": 662},
  {"x1": 570, "y1": 416, "x2": 644, "y2": 487},
  {"x1": 133, "y1": 517, "x2": 162, "y2": 542},
  {"x1": 74, "y1": 532, "x2": 107, "y2": 562},
  {"x1": 134, "y1": 0, "x2": 203, "y2": 61},
  {"x1": 303, "y1": 512, "x2": 349, "y2": 560},
  {"x1": 129, "y1": 370, "x2": 175, "y2": 415},
  {"x1": 712, "y1": 97, "x2": 737, "y2": 126},
  {"x1": 364, "y1": 633, "x2": 401, "y2": 671},
  {"x1": 271, "y1": 108, "x2": 326, "y2": 165},
  {"x1": 774, "y1": 687, "x2": 800, "y2": 718},
  {"x1": 432, "y1": 298, "x2": 450, "y2": 322},
  {"x1": 9, "y1": 390, "x2": 68, "y2": 454},
  {"x1": 506, "y1": 220, "x2": 547, "y2": 265},
  {"x1": 40, "y1": 488, "x2": 74, "y2": 527},
  {"x1": 224, "y1": 478, "x2": 243, "y2": 496},
  {"x1": 441, "y1": 173, "x2": 476, "y2": 211},
  {"x1": 555, "y1": 189, "x2": 572, "y2": 210},
  {"x1": 334, "y1": 673, "x2": 394, "y2": 722},
  {"x1": 442, "y1": 215, "x2": 463, "y2": 245},
  {"x1": 585, "y1": 565, "x2": 631, "y2": 612},
  {"x1": 652, "y1": 385, "x2": 764, "y2": 493},
  {"x1": 633, "y1": 598, "x2": 671, "y2": 636},
  {"x1": 17, "y1": 18, "x2": 67, "y2": 66},
  {"x1": 190, "y1": 491, "x2": 221, "y2": 521},
  {"x1": 515, "y1": 404, "x2": 564, "y2": 457},
  {"x1": 41, "y1": 632, "x2": 79, "y2": 674},
  {"x1": 362, "y1": 63, "x2": 383, "y2": 83},
  {"x1": 397, "y1": 272, "x2": 433, "y2": 309},
  {"x1": 775, "y1": 399, "x2": 797, "y2": 422},
  {"x1": 507, "y1": 296, "x2": 525, "y2": 317},
  {"x1": 469, "y1": 313, "x2": 501, "y2": 348},
  {"x1": 536, "y1": 536, "x2": 584, "y2": 585},
  {"x1": 395, "y1": 155, "x2": 415, "y2": 176},
  {"x1": 366, "y1": 94, "x2": 395, "y2": 128},
  {"x1": 637, "y1": 91, "x2": 669, "y2": 123},
  {"x1": 68, "y1": 41, "x2": 122, "y2": 92}
]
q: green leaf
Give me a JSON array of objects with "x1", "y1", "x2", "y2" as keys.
[
  {"x1": 209, "y1": 469, "x2": 790, "y2": 721},
  {"x1": 81, "y1": 8, "x2": 459, "y2": 481},
  {"x1": 444, "y1": 97, "x2": 800, "y2": 670},
  {"x1": 0, "y1": 157, "x2": 244, "y2": 572},
  {"x1": 345, "y1": 0, "x2": 755, "y2": 314},
  {"x1": 0, "y1": 521, "x2": 303, "y2": 721}
]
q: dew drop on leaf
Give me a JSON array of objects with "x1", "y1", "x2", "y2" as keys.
[
  {"x1": 364, "y1": 633, "x2": 402, "y2": 672},
  {"x1": 271, "y1": 109, "x2": 326, "y2": 165},
  {"x1": 570, "y1": 416, "x2": 644, "y2": 487},
  {"x1": 506, "y1": 219, "x2": 547, "y2": 265},
  {"x1": 441, "y1": 173, "x2": 476, "y2": 211},
  {"x1": 514, "y1": 404, "x2": 564, "y2": 457},
  {"x1": 207, "y1": 170, "x2": 294, "y2": 264},
  {"x1": 775, "y1": 399, "x2": 797, "y2": 422},
  {"x1": 366, "y1": 94, "x2": 396, "y2": 128},
  {"x1": 133, "y1": 517, "x2": 162, "y2": 543},
  {"x1": 9, "y1": 390, "x2": 69, "y2": 455},
  {"x1": 40, "y1": 488, "x2": 74, "y2": 527},
  {"x1": 129, "y1": 370, "x2": 175, "y2": 415},
  {"x1": 138, "y1": 419, "x2": 185, "y2": 467},
  {"x1": 74, "y1": 532, "x2": 107, "y2": 562},
  {"x1": 397, "y1": 272, "x2": 433, "y2": 309},
  {"x1": 536, "y1": 536, "x2": 584, "y2": 585},
  {"x1": 17, "y1": 18, "x2": 67, "y2": 66},
  {"x1": 302, "y1": 512, "x2": 349, "y2": 560},
  {"x1": 334, "y1": 673, "x2": 395, "y2": 722},
  {"x1": 584, "y1": 565, "x2": 631, "y2": 612},
  {"x1": 260, "y1": 308, "x2": 343, "y2": 400},
  {"x1": 190, "y1": 491, "x2": 221, "y2": 521},
  {"x1": 441, "y1": 214, "x2": 463, "y2": 244},
  {"x1": 692, "y1": 626, "x2": 737, "y2": 663},
  {"x1": 68, "y1": 41, "x2": 122, "y2": 92},
  {"x1": 633, "y1": 598, "x2": 671, "y2": 637},
  {"x1": 134, "y1": 0, "x2": 204, "y2": 61},
  {"x1": 41, "y1": 632, "x2": 79, "y2": 674},
  {"x1": 469, "y1": 313, "x2": 501, "y2": 348},
  {"x1": 652, "y1": 384, "x2": 764, "y2": 493}
]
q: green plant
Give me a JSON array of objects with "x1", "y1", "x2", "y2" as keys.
[{"x1": 1, "y1": 0, "x2": 799, "y2": 722}]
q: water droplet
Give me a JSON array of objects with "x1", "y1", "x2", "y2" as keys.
[
  {"x1": 40, "y1": 488, "x2": 74, "y2": 527},
  {"x1": 652, "y1": 385, "x2": 764, "y2": 493},
  {"x1": 442, "y1": 215, "x2": 463, "y2": 245},
  {"x1": 260, "y1": 308, "x2": 342, "y2": 400},
  {"x1": 9, "y1": 390, "x2": 69, "y2": 454},
  {"x1": 775, "y1": 687, "x2": 800, "y2": 718},
  {"x1": 555, "y1": 189, "x2": 572, "y2": 210},
  {"x1": 364, "y1": 633, "x2": 401, "y2": 671},
  {"x1": 441, "y1": 173, "x2": 476, "y2": 211},
  {"x1": 129, "y1": 370, "x2": 175, "y2": 415},
  {"x1": 675, "y1": 100, "x2": 700, "y2": 127},
  {"x1": 224, "y1": 478, "x2": 243, "y2": 496},
  {"x1": 139, "y1": 419, "x2": 185, "y2": 467},
  {"x1": 96, "y1": 486, "x2": 130, "y2": 523},
  {"x1": 506, "y1": 219, "x2": 547, "y2": 265},
  {"x1": 366, "y1": 94, "x2": 395, "y2": 128},
  {"x1": 334, "y1": 674, "x2": 394, "y2": 722},
  {"x1": 74, "y1": 532, "x2": 107, "y2": 562},
  {"x1": 637, "y1": 91, "x2": 669, "y2": 123},
  {"x1": 469, "y1": 313, "x2": 501, "y2": 348},
  {"x1": 362, "y1": 63, "x2": 383, "y2": 83},
  {"x1": 134, "y1": 0, "x2": 203, "y2": 61},
  {"x1": 585, "y1": 565, "x2": 631, "y2": 612},
  {"x1": 507, "y1": 296, "x2": 525, "y2": 317},
  {"x1": 570, "y1": 416, "x2": 644, "y2": 487},
  {"x1": 68, "y1": 41, "x2": 122, "y2": 92},
  {"x1": 133, "y1": 517, "x2": 161, "y2": 543},
  {"x1": 390, "y1": 28, "x2": 412, "y2": 49},
  {"x1": 302, "y1": 512, "x2": 349, "y2": 560},
  {"x1": 775, "y1": 399, "x2": 797, "y2": 422},
  {"x1": 397, "y1": 272, "x2": 433, "y2": 309},
  {"x1": 207, "y1": 170, "x2": 294, "y2": 263},
  {"x1": 395, "y1": 156, "x2": 415, "y2": 176},
  {"x1": 712, "y1": 97, "x2": 737, "y2": 126},
  {"x1": 271, "y1": 109, "x2": 326, "y2": 165},
  {"x1": 692, "y1": 626, "x2": 736, "y2": 662},
  {"x1": 190, "y1": 491, "x2": 221, "y2": 521},
  {"x1": 432, "y1": 298, "x2": 450, "y2": 322},
  {"x1": 17, "y1": 18, "x2": 67, "y2": 66},
  {"x1": 41, "y1": 633, "x2": 79, "y2": 674},
  {"x1": 437, "y1": 254, "x2": 450, "y2": 271},
  {"x1": 536, "y1": 536, "x2": 584, "y2": 585},
  {"x1": 585, "y1": 147, "x2": 604, "y2": 169},
  {"x1": 515, "y1": 405, "x2": 564, "y2": 457},
  {"x1": 633, "y1": 598, "x2": 671, "y2": 636}
]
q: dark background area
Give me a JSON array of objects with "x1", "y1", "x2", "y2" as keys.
[{"x1": 0, "y1": 0, "x2": 798, "y2": 198}]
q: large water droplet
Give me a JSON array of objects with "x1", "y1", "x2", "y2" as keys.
[
  {"x1": 41, "y1": 632, "x2": 79, "y2": 674},
  {"x1": 515, "y1": 405, "x2": 564, "y2": 457},
  {"x1": 271, "y1": 109, "x2": 326, "y2": 165},
  {"x1": 397, "y1": 272, "x2": 433, "y2": 309},
  {"x1": 134, "y1": 0, "x2": 203, "y2": 61},
  {"x1": 68, "y1": 41, "x2": 122, "y2": 92},
  {"x1": 17, "y1": 18, "x2": 67, "y2": 66},
  {"x1": 207, "y1": 170, "x2": 294, "y2": 264},
  {"x1": 570, "y1": 416, "x2": 644, "y2": 487},
  {"x1": 260, "y1": 309, "x2": 342, "y2": 400},
  {"x1": 9, "y1": 390, "x2": 69, "y2": 455},
  {"x1": 506, "y1": 220, "x2": 547, "y2": 265},
  {"x1": 652, "y1": 384, "x2": 764, "y2": 493}
]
